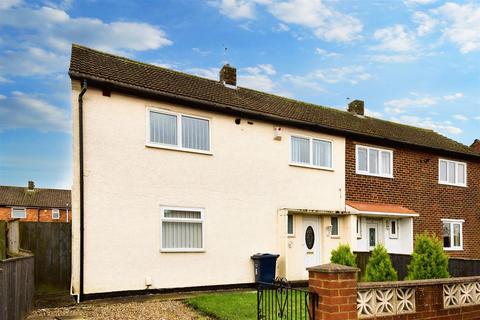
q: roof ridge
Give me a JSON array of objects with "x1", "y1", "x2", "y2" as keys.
[{"x1": 0, "y1": 185, "x2": 70, "y2": 192}]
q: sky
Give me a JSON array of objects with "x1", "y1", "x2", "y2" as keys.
[{"x1": 0, "y1": 0, "x2": 479, "y2": 189}]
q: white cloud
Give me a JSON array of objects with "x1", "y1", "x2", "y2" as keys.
[
  {"x1": 0, "y1": 0, "x2": 22, "y2": 10},
  {"x1": 371, "y1": 54, "x2": 417, "y2": 63},
  {"x1": 365, "y1": 108, "x2": 383, "y2": 118},
  {"x1": 282, "y1": 74, "x2": 325, "y2": 92},
  {"x1": 434, "y1": 2, "x2": 480, "y2": 54},
  {"x1": 243, "y1": 64, "x2": 276, "y2": 75},
  {"x1": 0, "y1": 94, "x2": 6, "y2": 100},
  {"x1": 0, "y1": 47, "x2": 68, "y2": 76},
  {"x1": 0, "y1": 92, "x2": 70, "y2": 133},
  {"x1": 373, "y1": 25, "x2": 417, "y2": 52},
  {"x1": 210, "y1": 0, "x2": 256, "y2": 20},
  {"x1": 453, "y1": 114, "x2": 468, "y2": 121},
  {"x1": 384, "y1": 96, "x2": 437, "y2": 114},
  {"x1": 413, "y1": 11, "x2": 437, "y2": 36},
  {"x1": 443, "y1": 92, "x2": 463, "y2": 101},
  {"x1": 273, "y1": 23, "x2": 289, "y2": 32},
  {"x1": 391, "y1": 115, "x2": 462, "y2": 135},
  {"x1": 404, "y1": 0, "x2": 436, "y2": 6},
  {"x1": 187, "y1": 67, "x2": 219, "y2": 80},
  {"x1": 315, "y1": 48, "x2": 339, "y2": 57},
  {"x1": 210, "y1": 0, "x2": 363, "y2": 42}
]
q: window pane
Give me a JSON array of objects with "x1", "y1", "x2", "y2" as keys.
[
  {"x1": 12, "y1": 208, "x2": 26, "y2": 219},
  {"x1": 369, "y1": 228, "x2": 376, "y2": 247},
  {"x1": 439, "y1": 160, "x2": 447, "y2": 182},
  {"x1": 150, "y1": 112, "x2": 177, "y2": 145},
  {"x1": 457, "y1": 163, "x2": 465, "y2": 185},
  {"x1": 164, "y1": 210, "x2": 201, "y2": 219},
  {"x1": 448, "y1": 161, "x2": 456, "y2": 184},
  {"x1": 182, "y1": 116, "x2": 209, "y2": 151},
  {"x1": 453, "y1": 224, "x2": 461, "y2": 247},
  {"x1": 331, "y1": 217, "x2": 339, "y2": 235},
  {"x1": 52, "y1": 209, "x2": 60, "y2": 219},
  {"x1": 287, "y1": 215, "x2": 294, "y2": 235},
  {"x1": 380, "y1": 151, "x2": 391, "y2": 175},
  {"x1": 291, "y1": 137, "x2": 310, "y2": 164},
  {"x1": 357, "y1": 147, "x2": 368, "y2": 171},
  {"x1": 443, "y1": 223, "x2": 451, "y2": 248},
  {"x1": 391, "y1": 220, "x2": 396, "y2": 235},
  {"x1": 162, "y1": 221, "x2": 202, "y2": 249},
  {"x1": 312, "y1": 140, "x2": 332, "y2": 167},
  {"x1": 369, "y1": 149, "x2": 379, "y2": 174}
]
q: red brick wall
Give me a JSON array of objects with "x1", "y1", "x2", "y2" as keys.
[
  {"x1": 346, "y1": 139, "x2": 480, "y2": 258},
  {"x1": 0, "y1": 207, "x2": 71, "y2": 223}
]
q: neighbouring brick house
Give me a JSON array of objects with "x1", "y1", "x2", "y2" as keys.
[
  {"x1": 69, "y1": 44, "x2": 480, "y2": 299},
  {"x1": 0, "y1": 181, "x2": 71, "y2": 223},
  {"x1": 345, "y1": 103, "x2": 480, "y2": 258}
]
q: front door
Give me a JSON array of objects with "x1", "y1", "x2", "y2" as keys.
[
  {"x1": 367, "y1": 224, "x2": 378, "y2": 250},
  {"x1": 303, "y1": 216, "x2": 320, "y2": 275}
]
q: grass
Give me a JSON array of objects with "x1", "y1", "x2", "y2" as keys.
[
  {"x1": 186, "y1": 289, "x2": 312, "y2": 320},
  {"x1": 187, "y1": 291, "x2": 257, "y2": 320}
]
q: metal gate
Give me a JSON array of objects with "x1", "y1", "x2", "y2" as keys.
[{"x1": 257, "y1": 278, "x2": 318, "y2": 320}]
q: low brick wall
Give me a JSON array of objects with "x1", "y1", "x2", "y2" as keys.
[{"x1": 309, "y1": 263, "x2": 480, "y2": 320}]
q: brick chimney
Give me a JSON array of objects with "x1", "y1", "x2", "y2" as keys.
[
  {"x1": 219, "y1": 64, "x2": 237, "y2": 87},
  {"x1": 27, "y1": 181, "x2": 35, "y2": 191},
  {"x1": 348, "y1": 99, "x2": 364, "y2": 116},
  {"x1": 471, "y1": 139, "x2": 480, "y2": 153}
]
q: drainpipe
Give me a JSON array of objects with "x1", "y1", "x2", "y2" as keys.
[{"x1": 78, "y1": 79, "x2": 87, "y2": 302}]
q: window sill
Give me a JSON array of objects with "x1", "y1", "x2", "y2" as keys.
[
  {"x1": 146, "y1": 143, "x2": 213, "y2": 155},
  {"x1": 287, "y1": 234, "x2": 295, "y2": 238},
  {"x1": 330, "y1": 235, "x2": 340, "y2": 239},
  {"x1": 160, "y1": 249, "x2": 205, "y2": 253},
  {"x1": 444, "y1": 248, "x2": 463, "y2": 252},
  {"x1": 356, "y1": 171, "x2": 393, "y2": 179},
  {"x1": 289, "y1": 163, "x2": 333, "y2": 171},
  {"x1": 439, "y1": 181, "x2": 467, "y2": 188}
]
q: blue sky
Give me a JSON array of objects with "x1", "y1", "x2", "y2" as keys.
[{"x1": 1, "y1": 0, "x2": 479, "y2": 189}]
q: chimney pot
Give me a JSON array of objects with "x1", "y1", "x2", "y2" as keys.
[
  {"x1": 27, "y1": 181, "x2": 35, "y2": 191},
  {"x1": 348, "y1": 99, "x2": 364, "y2": 116},
  {"x1": 471, "y1": 139, "x2": 480, "y2": 153},
  {"x1": 219, "y1": 64, "x2": 237, "y2": 87}
]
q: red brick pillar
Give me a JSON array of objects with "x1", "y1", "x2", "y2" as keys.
[{"x1": 308, "y1": 263, "x2": 359, "y2": 320}]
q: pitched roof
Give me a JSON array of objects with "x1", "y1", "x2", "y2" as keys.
[
  {"x1": 69, "y1": 44, "x2": 479, "y2": 158},
  {"x1": 346, "y1": 201, "x2": 416, "y2": 215},
  {"x1": 0, "y1": 186, "x2": 71, "y2": 208}
]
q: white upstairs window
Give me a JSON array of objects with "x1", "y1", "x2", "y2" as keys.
[
  {"x1": 290, "y1": 135, "x2": 332, "y2": 169},
  {"x1": 147, "y1": 108, "x2": 210, "y2": 153},
  {"x1": 161, "y1": 207, "x2": 204, "y2": 252},
  {"x1": 439, "y1": 159, "x2": 467, "y2": 187},
  {"x1": 11, "y1": 207, "x2": 26, "y2": 219},
  {"x1": 356, "y1": 145, "x2": 393, "y2": 178}
]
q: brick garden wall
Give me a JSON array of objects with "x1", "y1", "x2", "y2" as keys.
[
  {"x1": 345, "y1": 139, "x2": 480, "y2": 259},
  {"x1": 0, "y1": 207, "x2": 70, "y2": 223}
]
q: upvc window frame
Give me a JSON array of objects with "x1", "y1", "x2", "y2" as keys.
[
  {"x1": 287, "y1": 214, "x2": 295, "y2": 237},
  {"x1": 289, "y1": 135, "x2": 334, "y2": 171},
  {"x1": 330, "y1": 216, "x2": 340, "y2": 237},
  {"x1": 52, "y1": 208, "x2": 60, "y2": 220},
  {"x1": 146, "y1": 107, "x2": 212, "y2": 155},
  {"x1": 356, "y1": 216, "x2": 362, "y2": 239},
  {"x1": 160, "y1": 206, "x2": 205, "y2": 253},
  {"x1": 11, "y1": 207, "x2": 26, "y2": 219},
  {"x1": 442, "y1": 219, "x2": 464, "y2": 251},
  {"x1": 438, "y1": 159, "x2": 467, "y2": 187},
  {"x1": 355, "y1": 145, "x2": 394, "y2": 178},
  {"x1": 388, "y1": 219, "x2": 399, "y2": 239}
]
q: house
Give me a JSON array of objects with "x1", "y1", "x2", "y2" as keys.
[
  {"x1": 0, "y1": 181, "x2": 71, "y2": 223},
  {"x1": 69, "y1": 44, "x2": 480, "y2": 299}
]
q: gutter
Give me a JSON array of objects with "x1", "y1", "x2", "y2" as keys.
[
  {"x1": 78, "y1": 79, "x2": 87, "y2": 302},
  {"x1": 68, "y1": 71, "x2": 480, "y2": 161}
]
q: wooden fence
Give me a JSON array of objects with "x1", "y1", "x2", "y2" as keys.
[
  {"x1": 0, "y1": 253, "x2": 35, "y2": 320},
  {"x1": 19, "y1": 222, "x2": 71, "y2": 293},
  {"x1": 355, "y1": 251, "x2": 480, "y2": 280}
]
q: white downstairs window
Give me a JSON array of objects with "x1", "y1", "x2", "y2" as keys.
[
  {"x1": 11, "y1": 207, "x2": 26, "y2": 219},
  {"x1": 147, "y1": 108, "x2": 210, "y2": 153},
  {"x1": 356, "y1": 145, "x2": 393, "y2": 178},
  {"x1": 442, "y1": 219, "x2": 463, "y2": 251},
  {"x1": 161, "y1": 207, "x2": 204, "y2": 252},
  {"x1": 439, "y1": 159, "x2": 467, "y2": 187},
  {"x1": 388, "y1": 219, "x2": 399, "y2": 239}
]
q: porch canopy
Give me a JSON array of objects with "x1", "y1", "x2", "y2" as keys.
[{"x1": 346, "y1": 201, "x2": 419, "y2": 218}]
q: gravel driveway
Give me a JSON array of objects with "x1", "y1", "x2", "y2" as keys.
[{"x1": 27, "y1": 298, "x2": 210, "y2": 320}]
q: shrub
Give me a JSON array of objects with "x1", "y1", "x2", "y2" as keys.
[
  {"x1": 364, "y1": 244, "x2": 397, "y2": 282},
  {"x1": 330, "y1": 244, "x2": 357, "y2": 267},
  {"x1": 407, "y1": 232, "x2": 449, "y2": 280}
]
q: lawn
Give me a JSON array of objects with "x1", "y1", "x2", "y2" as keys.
[
  {"x1": 186, "y1": 289, "x2": 312, "y2": 320},
  {"x1": 187, "y1": 291, "x2": 257, "y2": 320}
]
